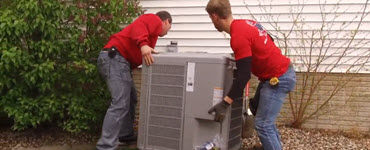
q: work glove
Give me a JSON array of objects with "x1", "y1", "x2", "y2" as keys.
[{"x1": 208, "y1": 100, "x2": 230, "y2": 122}]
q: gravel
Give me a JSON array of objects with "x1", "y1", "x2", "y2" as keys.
[
  {"x1": 0, "y1": 125, "x2": 368, "y2": 150},
  {"x1": 242, "y1": 126, "x2": 370, "y2": 150}
]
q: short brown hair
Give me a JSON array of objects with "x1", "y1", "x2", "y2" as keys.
[
  {"x1": 156, "y1": 11, "x2": 172, "y2": 24},
  {"x1": 206, "y1": 0, "x2": 232, "y2": 19}
]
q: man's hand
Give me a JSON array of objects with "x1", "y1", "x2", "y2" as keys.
[
  {"x1": 208, "y1": 100, "x2": 231, "y2": 122},
  {"x1": 141, "y1": 45, "x2": 159, "y2": 66}
]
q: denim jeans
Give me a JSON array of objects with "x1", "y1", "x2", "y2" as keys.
[
  {"x1": 254, "y1": 64, "x2": 296, "y2": 150},
  {"x1": 96, "y1": 51, "x2": 137, "y2": 150}
]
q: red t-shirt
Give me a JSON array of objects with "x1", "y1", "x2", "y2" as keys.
[
  {"x1": 230, "y1": 19, "x2": 290, "y2": 80},
  {"x1": 104, "y1": 14, "x2": 163, "y2": 69}
]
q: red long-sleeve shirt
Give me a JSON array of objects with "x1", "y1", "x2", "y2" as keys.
[{"x1": 104, "y1": 14, "x2": 163, "y2": 69}]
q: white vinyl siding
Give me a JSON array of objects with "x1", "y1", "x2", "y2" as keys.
[{"x1": 140, "y1": 0, "x2": 370, "y2": 73}]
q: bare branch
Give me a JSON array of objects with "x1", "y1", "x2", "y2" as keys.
[{"x1": 327, "y1": 0, "x2": 369, "y2": 73}]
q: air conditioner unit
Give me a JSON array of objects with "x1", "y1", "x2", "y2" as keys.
[{"x1": 138, "y1": 53, "x2": 243, "y2": 150}]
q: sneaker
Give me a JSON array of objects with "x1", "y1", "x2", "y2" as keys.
[{"x1": 118, "y1": 134, "x2": 137, "y2": 143}]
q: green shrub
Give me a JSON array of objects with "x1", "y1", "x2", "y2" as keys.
[{"x1": 0, "y1": 0, "x2": 142, "y2": 132}]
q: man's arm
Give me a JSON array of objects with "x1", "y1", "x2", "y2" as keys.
[
  {"x1": 226, "y1": 56, "x2": 252, "y2": 102},
  {"x1": 208, "y1": 56, "x2": 252, "y2": 122},
  {"x1": 208, "y1": 33, "x2": 253, "y2": 122},
  {"x1": 130, "y1": 21, "x2": 150, "y2": 48},
  {"x1": 130, "y1": 16, "x2": 162, "y2": 65}
]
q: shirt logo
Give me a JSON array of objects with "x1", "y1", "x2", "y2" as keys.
[{"x1": 246, "y1": 20, "x2": 268, "y2": 44}]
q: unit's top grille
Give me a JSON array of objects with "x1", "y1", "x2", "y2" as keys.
[{"x1": 152, "y1": 65, "x2": 185, "y2": 75}]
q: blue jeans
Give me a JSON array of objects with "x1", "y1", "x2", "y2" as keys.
[
  {"x1": 254, "y1": 64, "x2": 296, "y2": 150},
  {"x1": 96, "y1": 51, "x2": 137, "y2": 150}
]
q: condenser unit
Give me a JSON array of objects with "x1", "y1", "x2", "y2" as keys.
[{"x1": 137, "y1": 53, "x2": 243, "y2": 150}]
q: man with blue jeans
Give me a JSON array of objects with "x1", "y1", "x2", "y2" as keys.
[
  {"x1": 253, "y1": 64, "x2": 296, "y2": 149},
  {"x1": 206, "y1": 0, "x2": 296, "y2": 149},
  {"x1": 96, "y1": 11, "x2": 172, "y2": 150}
]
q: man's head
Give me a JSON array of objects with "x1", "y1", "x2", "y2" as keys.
[
  {"x1": 156, "y1": 11, "x2": 172, "y2": 37},
  {"x1": 206, "y1": 0, "x2": 232, "y2": 32}
]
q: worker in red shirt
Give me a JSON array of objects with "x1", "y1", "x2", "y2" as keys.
[
  {"x1": 206, "y1": 0, "x2": 296, "y2": 149},
  {"x1": 96, "y1": 11, "x2": 172, "y2": 150}
]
